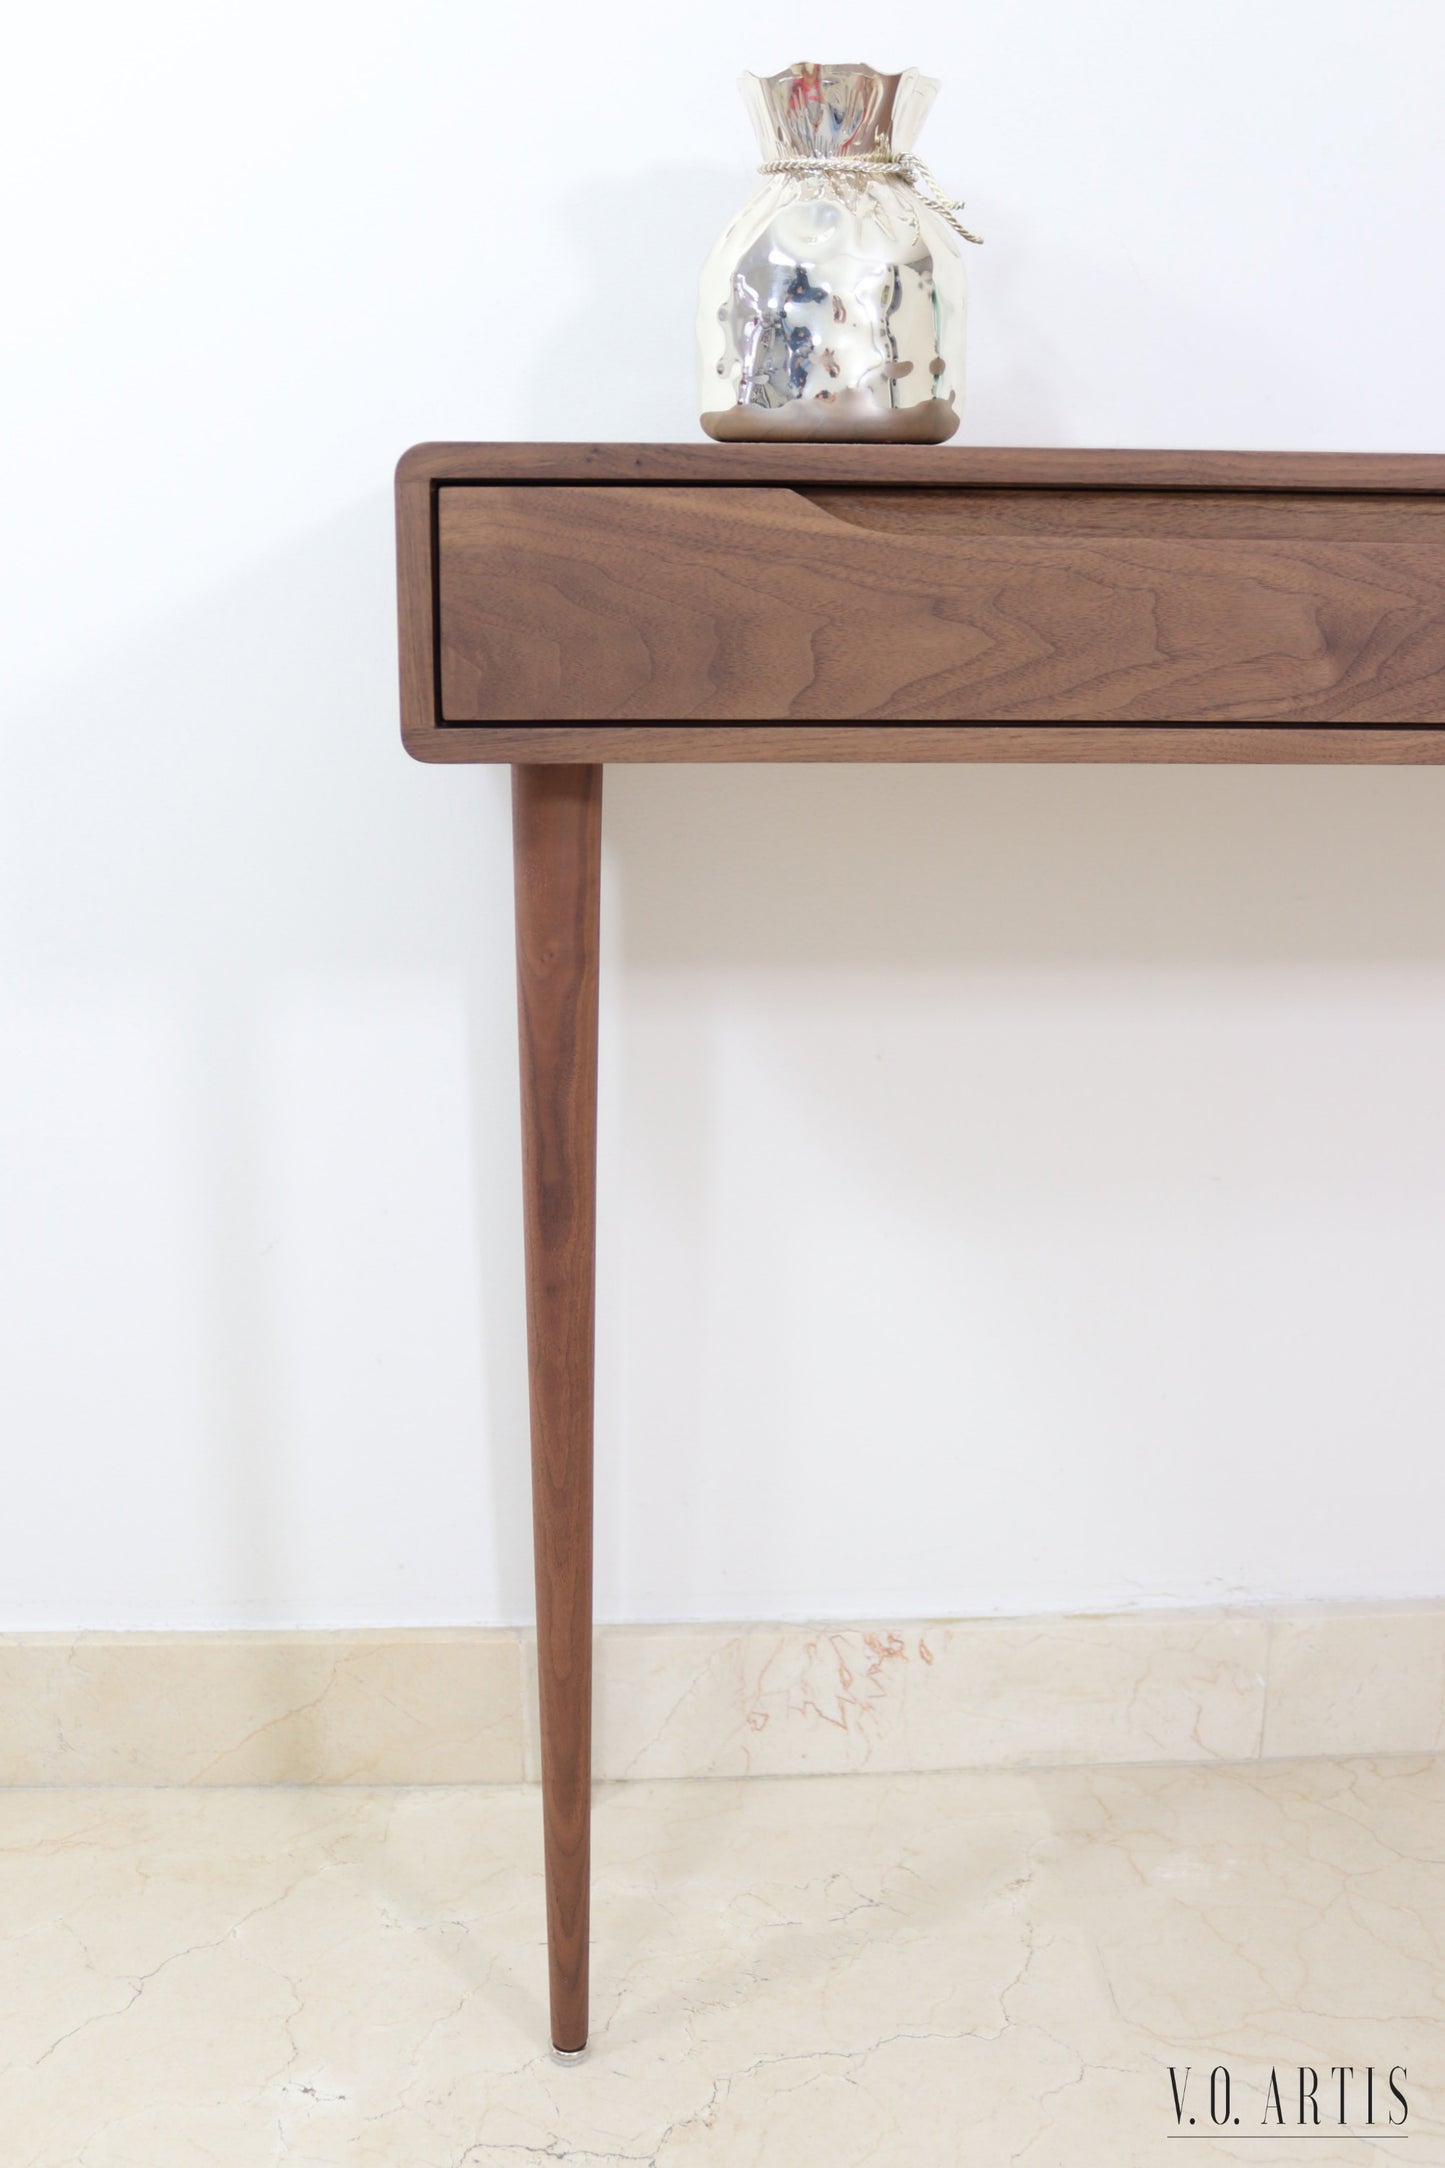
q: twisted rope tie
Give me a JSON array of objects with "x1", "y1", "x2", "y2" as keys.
[{"x1": 757, "y1": 147, "x2": 984, "y2": 245}]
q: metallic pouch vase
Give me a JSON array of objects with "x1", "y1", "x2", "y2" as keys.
[{"x1": 698, "y1": 62, "x2": 979, "y2": 444}]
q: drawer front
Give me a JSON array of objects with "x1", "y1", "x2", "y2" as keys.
[{"x1": 434, "y1": 484, "x2": 1445, "y2": 726}]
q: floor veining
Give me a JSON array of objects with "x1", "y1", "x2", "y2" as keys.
[{"x1": 3, "y1": 1756, "x2": 1442, "y2": 2164}]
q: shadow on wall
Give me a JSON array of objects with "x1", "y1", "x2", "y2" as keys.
[
  {"x1": 606, "y1": 760, "x2": 1445, "y2": 973},
  {"x1": 597, "y1": 759, "x2": 1445, "y2": 1618},
  {"x1": 1, "y1": 499, "x2": 532, "y2": 1626}
]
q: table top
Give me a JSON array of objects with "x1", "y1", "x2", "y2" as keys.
[{"x1": 398, "y1": 444, "x2": 1445, "y2": 492}]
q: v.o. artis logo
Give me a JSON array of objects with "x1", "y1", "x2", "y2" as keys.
[{"x1": 1168, "y1": 2065, "x2": 1409, "y2": 2138}]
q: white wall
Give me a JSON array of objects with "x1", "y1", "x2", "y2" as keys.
[{"x1": 3, "y1": 1, "x2": 1444, "y2": 1629}]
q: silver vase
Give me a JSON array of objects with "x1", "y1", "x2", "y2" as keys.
[{"x1": 697, "y1": 62, "x2": 970, "y2": 444}]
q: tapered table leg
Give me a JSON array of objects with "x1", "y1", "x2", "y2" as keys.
[{"x1": 512, "y1": 762, "x2": 601, "y2": 2057}]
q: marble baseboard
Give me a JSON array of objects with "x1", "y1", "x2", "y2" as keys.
[
  {"x1": 0, "y1": 1630, "x2": 524, "y2": 1787},
  {"x1": 2, "y1": 1606, "x2": 1443, "y2": 1786}
]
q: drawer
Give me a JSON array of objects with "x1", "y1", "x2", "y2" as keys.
[
  {"x1": 433, "y1": 484, "x2": 1445, "y2": 729},
  {"x1": 395, "y1": 447, "x2": 1445, "y2": 754}
]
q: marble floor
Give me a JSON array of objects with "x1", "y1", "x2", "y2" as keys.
[{"x1": 3, "y1": 1757, "x2": 1442, "y2": 2166}]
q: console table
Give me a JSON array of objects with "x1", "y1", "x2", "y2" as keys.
[{"x1": 395, "y1": 442, "x2": 1445, "y2": 2056}]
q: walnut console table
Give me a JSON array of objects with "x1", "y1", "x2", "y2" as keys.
[{"x1": 395, "y1": 442, "x2": 1445, "y2": 2055}]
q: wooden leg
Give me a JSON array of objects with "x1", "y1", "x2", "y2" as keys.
[{"x1": 512, "y1": 762, "x2": 601, "y2": 2057}]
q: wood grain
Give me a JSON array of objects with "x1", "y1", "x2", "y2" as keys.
[
  {"x1": 512, "y1": 763, "x2": 602, "y2": 2056},
  {"x1": 436, "y1": 485, "x2": 1445, "y2": 727}
]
